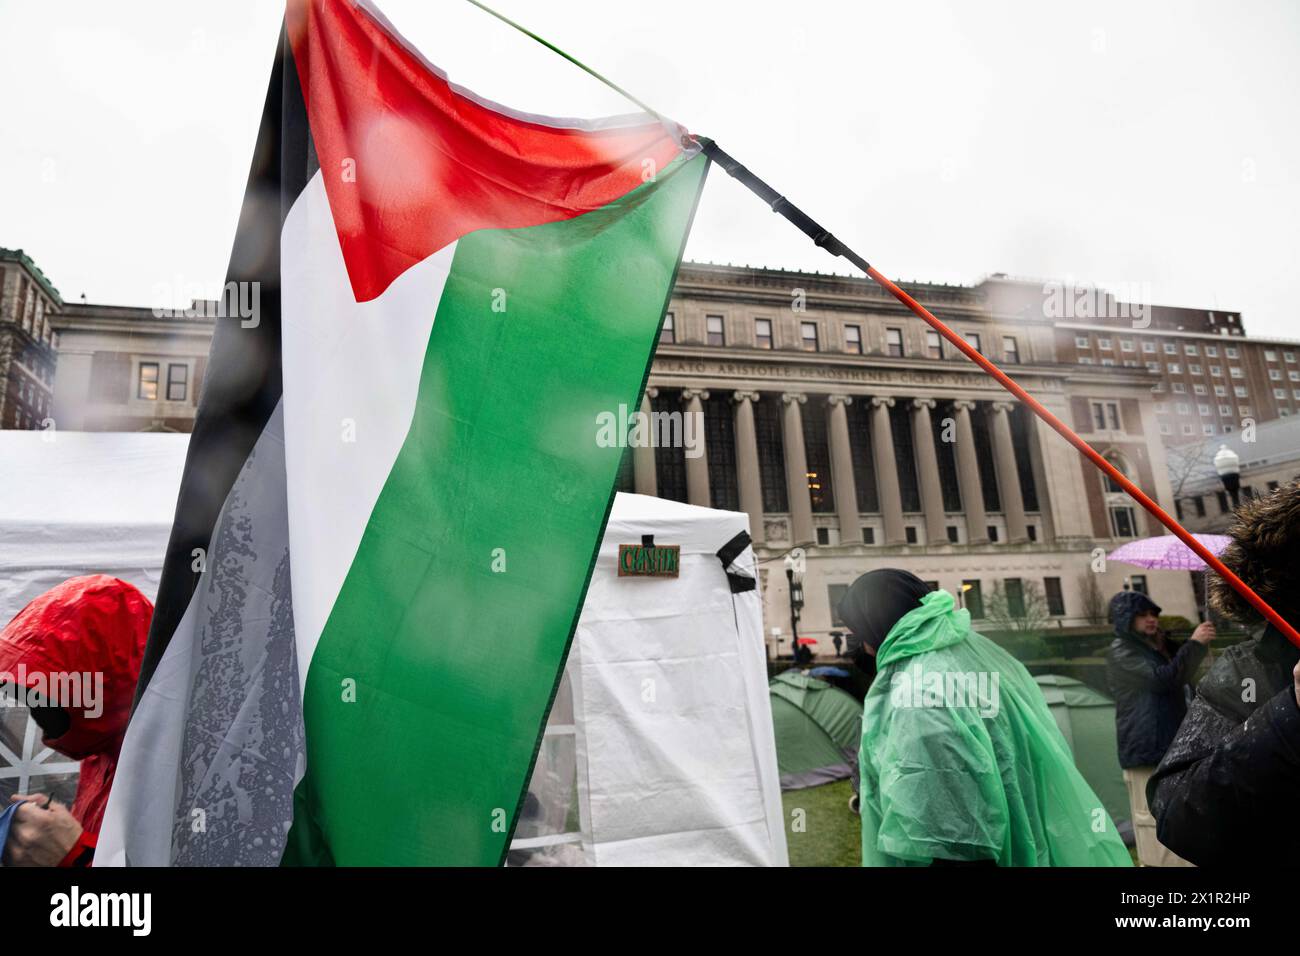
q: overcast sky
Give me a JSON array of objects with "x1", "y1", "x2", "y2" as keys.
[{"x1": 3, "y1": 0, "x2": 1298, "y2": 337}]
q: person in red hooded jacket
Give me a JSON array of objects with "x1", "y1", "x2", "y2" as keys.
[{"x1": 0, "y1": 575, "x2": 151, "y2": 866}]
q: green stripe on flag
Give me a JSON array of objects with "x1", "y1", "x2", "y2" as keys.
[{"x1": 283, "y1": 151, "x2": 709, "y2": 865}]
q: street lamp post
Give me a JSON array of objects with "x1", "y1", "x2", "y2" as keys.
[
  {"x1": 1213, "y1": 444, "x2": 1242, "y2": 510},
  {"x1": 786, "y1": 566, "x2": 804, "y2": 661}
]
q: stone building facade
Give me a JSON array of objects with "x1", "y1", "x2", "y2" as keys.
[
  {"x1": 626, "y1": 264, "x2": 1198, "y2": 653},
  {"x1": 48, "y1": 302, "x2": 215, "y2": 432}
]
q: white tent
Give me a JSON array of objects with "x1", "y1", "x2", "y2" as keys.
[
  {"x1": 0, "y1": 436, "x2": 787, "y2": 866},
  {"x1": 0, "y1": 430, "x2": 186, "y2": 624},
  {"x1": 0, "y1": 430, "x2": 186, "y2": 802},
  {"x1": 510, "y1": 493, "x2": 788, "y2": 867}
]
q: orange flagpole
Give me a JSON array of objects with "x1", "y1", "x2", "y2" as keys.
[{"x1": 701, "y1": 139, "x2": 1300, "y2": 648}]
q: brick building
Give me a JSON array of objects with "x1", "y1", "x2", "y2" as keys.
[{"x1": 0, "y1": 248, "x2": 60, "y2": 430}]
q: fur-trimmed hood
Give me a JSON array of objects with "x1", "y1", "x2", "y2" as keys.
[{"x1": 1207, "y1": 479, "x2": 1300, "y2": 629}]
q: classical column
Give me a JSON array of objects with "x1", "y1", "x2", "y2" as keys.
[
  {"x1": 990, "y1": 401, "x2": 1029, "y2": 543},
  {"x1": 633, "y1": 389, "x2": 658, "y2": 497},
  {"x1": 781, "y1": 393, "x2": 814, "y2": 546},
  {"x1": 951, "y1": 400, "x2": 988, "y2": 544},
  {"x1": 827, "y1": 395, "x2": 860, "y2": 545},
  {"x1": 732, "y1": 390, "x2": 764, "y2": 545},
  {"x1": 910, "y1": 398, "x2": 949, "y2": 545},
  {"x1": 869, "y1": 397, "x2": 906, "y2": 545},
  {"x1": 681, "y1": 388, "x2": 711, "y2": 508}
]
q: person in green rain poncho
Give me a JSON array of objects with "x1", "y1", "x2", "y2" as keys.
[{"x1": 839, "y1": 569, "x2": 1131, "y2": 867}]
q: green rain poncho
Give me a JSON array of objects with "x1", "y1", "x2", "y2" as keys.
[{"x1": 859, "y1": 590, "x2": 1132, "y2": 867}]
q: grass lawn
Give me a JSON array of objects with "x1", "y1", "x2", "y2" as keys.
[{"x1": 781, "y1": 779, "x2": 861, "y2": 867}]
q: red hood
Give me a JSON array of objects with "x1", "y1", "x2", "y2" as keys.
[{"x1": 0, "y1": 576, "x2": 152, "y2": 830}]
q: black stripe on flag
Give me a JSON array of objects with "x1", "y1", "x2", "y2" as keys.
[{"x1": 133, "y1": 26, "x2": 319, "y2": 706}]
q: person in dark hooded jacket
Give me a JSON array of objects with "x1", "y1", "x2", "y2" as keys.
[
  {"x1": 0, "y1": 575, "x2": 152, "y2": 866},
  {"x1": 1106, "y1": 588, "x2": 1213, "y2": 865},
  {"x1": 1147, "y1": 481, "x2": 1300, "y2": 866}
]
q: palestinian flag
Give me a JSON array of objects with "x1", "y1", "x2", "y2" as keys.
[{"x1": 98, "y1": 0, "x2": 708, "y2": 866}]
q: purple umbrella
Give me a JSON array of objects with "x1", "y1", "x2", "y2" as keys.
[{"x1": 1107, "y1": 534, "x2": 1233, "y2": 572}]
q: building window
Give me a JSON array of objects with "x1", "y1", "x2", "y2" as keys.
[
  {"x1": 946, "y1": 525, "x2": 959, "y2": 543},
  {"x1": 1044, "y1": 577, "x2": 1065, "y2": 616},
  {"x1": 166, "y1": 363, "x2": 188, "y2": 402},
  {"x1": 137, "y1": 362, "x2": 159, "y2": 401},
  {"x1": 1005, "y1": 578, "x2": 1026, "y2": 618},
  {"x1": 848, "y1": 400, "x2": 880, "y2": 513},
  {"x1": 905, "y1": 526, "x2": 918, "y2": 544},
  {"x1": 1110, "y1": 504, "x2": 1139, "y2": 538},
  {"x1": 1164, "y1": 343, "x2": 1177, "y2": 355},
  {"x1": 660, "y1": 312, "x2": 675, "y2": 344},
  {"x1": 800, "y1": 321, "x2": 819, "y2": 352},
  {"x1": 753, "y1": 395, "x2": 788, "y2": 513},
  {"x1": 971, "y1": 406, "x2": 1002, "y2": 513},
  {"x1": 963, "y1": 580, "x2": 984, "y2": 619},
  {"x1": 1172, "y1": 383, "x2": 1185, "y2": 394},
  {"x1": 1091, "y1": 401, "x2": 1121, "y2": 431},
  {"x1": 1120, "y1": 339, "x2": 1135, "y2": 352},
  {"x1": 706, "y1": 315, "x2": 725, "y2": 346},
  {"x1": 1185, "y1": 344, "x2": 1199, "y2": 356},
  {"x1": 844, "y1": 324, "x2": 862, "y2": 354},
  {"x1": 1167, "y1": 363, "x2": 1181, "y2": 374},
  {"x1": 964, "y1": 332, "x2": 982, "y2": 354},
  {"x1": 1206, "y1": 345, "x2": 1218, "y2": 357},
  {"x1": 1075, "y1": 336, "x2": 1090, "y2": 349},
  {"x1": 704, "y1": 394, "x2": 740, "y2": 511},
  {"x1": 827, "y1": 584, "x2": 849, "y2": 626},
  {"x1": 801, "y1": 400, "x2": 834, "y2": 513},
  {"x1": 1009, "y1": 405, "x2": 1040, "y2": 512},
  {"x1": 1098, "y1": 338, "x2": 1112, "y2": 350},
  {"x1": 885, "y1": 327, "x2": 904, "y2": 357},
  {"x1": 932, "y1": 400, "x2": 963, "y2": 512},
  {"x1": 1027, "y1": 524, "x2": 1038, "y2": 542},
  {"x1": 1130, "y1": 575, "x2": 1148, "y2": 595},
  {"x1": 1189, "y1": 364, "x2": 1202, "y2": 375},
  {"x1": 987, "y1": 525, "x2": 999, "y2": 543},
  {"x1": 816, "y1": 527, "x2": 831, "y2": 546},
  {"x1": 926, "y1": 330, "x2": 944, "y2": 359},
  {"x1": 1002, "y1": 336, "x2": 1020, "y2": 364},
  {"x1": 862, "y1": 526, "x2": 875, "y2": 544},
  {"x1": 1142, "y1": 342, "x2": 1156, "y2": 353},
  {"x1": 754, "y1": 318, "x2": 773, "y2": 350},
  {"x1": 651, "y1": 389, "x2": 688, "y2": 502},
  {"x1": 889, "y1": 402, "x2": 922, "y2": 512},
  {"x1": 1265, "y1": 349, "x2": 1278, "y2": 362},
  {"x1": 1217, "y1": 491, "x2": 1230, "y2": 513}
]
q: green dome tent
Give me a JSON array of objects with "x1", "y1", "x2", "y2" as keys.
[
  {"x1": 1034, "y1": 674, "x2": 1131, "y2": 837},
  {"x1": 769, "y1": 670, "x2": 862, "y2": 790}
]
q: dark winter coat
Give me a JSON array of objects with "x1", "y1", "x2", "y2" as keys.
[
  {"x1": 1147, "y1": 624, "x2": 1300, "y2": 866},
  {"x1": 1105, "y1": 591, "x2": 1207, "y2": 769}
]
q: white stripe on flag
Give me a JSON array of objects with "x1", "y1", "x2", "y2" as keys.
[{"x1": 281, "y1": 171, "x2": 455, "y2": 693}]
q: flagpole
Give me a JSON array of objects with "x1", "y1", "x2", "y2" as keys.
[
  {"x1": 701, "y1": 141, "x2": 1299, "y2": 646},
  {"x1": 462, "y1": 0, "x2": 1300, "y2": 649}
]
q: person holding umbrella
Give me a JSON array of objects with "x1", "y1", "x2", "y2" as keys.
[{"x1": 1105, "y1": 588, "x2": 1214, "y2": 866}]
